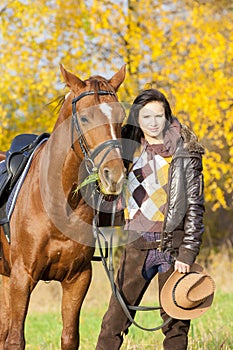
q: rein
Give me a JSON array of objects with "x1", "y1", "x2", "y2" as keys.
[
  {"x1": 93, "y1": 194, "x2": 172, "y2": 332},
  {"x1": 71, "y1": 89, "x2": 172, "y2": 332},
  {"x1": 71, "y1": 90, "x2": 122, "y2": 173}
]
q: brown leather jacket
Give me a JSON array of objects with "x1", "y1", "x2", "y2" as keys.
[
  {"x1": 161, "y1": 125, "x2": 205, "y2": 265},
  {"x1": 99, "y1": 125, "x2": 205, "y2": 266}
]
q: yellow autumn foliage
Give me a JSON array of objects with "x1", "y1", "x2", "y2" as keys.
[{"x1": 0, "y1": 0, "x2": 232, "y2": 217}]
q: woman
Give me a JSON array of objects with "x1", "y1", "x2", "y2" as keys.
[{"x1": 95, "y1": 89, "x2": 205, "y2": 350}]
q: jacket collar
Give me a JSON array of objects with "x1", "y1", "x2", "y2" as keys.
[{"x1": 179, "y1": 124, "x2": 205, "y2": 155}]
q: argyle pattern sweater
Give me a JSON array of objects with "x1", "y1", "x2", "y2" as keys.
[{"x1": 124, "y1": 142, "x2": 172, "y2": 233}]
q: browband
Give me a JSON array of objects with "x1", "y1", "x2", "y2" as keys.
[{"x1": 72, "y1": 90, "x2": 116, "y2": 104}]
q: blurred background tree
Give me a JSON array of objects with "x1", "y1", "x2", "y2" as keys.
[{"x1": 0, "y1": 0, "x2": 232, "y2": 247}]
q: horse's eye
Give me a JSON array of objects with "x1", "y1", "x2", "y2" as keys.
[{"x1": 80, "y1": 116, "x2": 88, "y2": 124}]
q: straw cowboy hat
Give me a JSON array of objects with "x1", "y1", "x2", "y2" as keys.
[{"x1": 160, "y1": 263, "x2": 215, "y2": 320}]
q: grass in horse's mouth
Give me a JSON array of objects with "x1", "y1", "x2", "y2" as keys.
[
  {"x1": 72, "y1": 173, "x2": 100, "y2": 196},
  {"x1": 72, "y1": 173, "x2": 119, "y2": 201}
]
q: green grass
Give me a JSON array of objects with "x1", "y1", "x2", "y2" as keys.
[
  {"x1": 25, "y1": 313, "x2": 62, "y2": 350},
  {"x1": 25, "y1": 289, "x2": 233, "y2": 350}
]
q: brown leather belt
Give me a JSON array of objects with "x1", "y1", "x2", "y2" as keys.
[{"x1": 129, "y1": 236, "x2": 161, "y2": 250}]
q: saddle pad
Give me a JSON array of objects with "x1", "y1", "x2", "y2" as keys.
[{"x1": 6, "y1": 137, "x2": 49, "y2": 220}]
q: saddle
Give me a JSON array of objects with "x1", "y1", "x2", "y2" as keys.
[
  {"x1": 0, "y1": 133, "x2": 50, "y2": 202},
  {"x1": 0, "y1": 133, "x2": 50, "y2": 243}
]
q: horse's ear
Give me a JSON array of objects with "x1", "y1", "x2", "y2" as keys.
[
  {"x1": 108, "y1": 64, "x2": 126, "y2": 92},
  {"x1": 60, "y1": 64, "x2": 86, "y2": 91}
]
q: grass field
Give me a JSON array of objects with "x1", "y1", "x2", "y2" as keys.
[
  {"x1": 25, "y1": 289, "x2": 233, "y2": 350},
  {"x1": 22, "y1": 248, "x2": 233, "y2": 350}
]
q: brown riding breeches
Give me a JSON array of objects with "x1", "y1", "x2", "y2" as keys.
[{"x1": 95, "y1": 239, "x2": 190, "y2": 350}]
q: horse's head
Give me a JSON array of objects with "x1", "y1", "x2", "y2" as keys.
[{"x1": 59, "y1": 64, "x2": 126, "y2": 196}]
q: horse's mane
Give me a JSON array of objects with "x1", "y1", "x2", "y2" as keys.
[{"x1": 47, "y1": 94, "x2": 66, "y2": 113}]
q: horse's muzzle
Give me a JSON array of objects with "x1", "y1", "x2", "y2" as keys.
[{"x1": 99, "y1": 162, "x2": 125, "y2": 195}]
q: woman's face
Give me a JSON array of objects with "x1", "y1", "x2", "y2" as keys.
[{"x1": 138, "y1": 101, "x2": 166, "y2": 144}]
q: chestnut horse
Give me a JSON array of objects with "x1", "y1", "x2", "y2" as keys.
[{"x1": 0, "y1": 64, "x2": 126, "y2": 349}]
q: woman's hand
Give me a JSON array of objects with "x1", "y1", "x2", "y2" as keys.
[{"x1": 174, "y1": 260, "x2": 190, "y2": 273}]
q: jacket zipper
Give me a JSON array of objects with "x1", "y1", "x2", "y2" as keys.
[{"x1": 159, "y1": 155, "x2": 174, "y2": 251}]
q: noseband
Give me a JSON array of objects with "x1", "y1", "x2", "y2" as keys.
[{"x1": 71, "y1": 90, "x2": 122, "y2": 173}]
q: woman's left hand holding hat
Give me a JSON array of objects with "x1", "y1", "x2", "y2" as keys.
[{"x1": 175, "y1": 260, "x2": 191, "y2": 273}]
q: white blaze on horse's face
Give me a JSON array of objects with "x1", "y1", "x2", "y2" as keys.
[
  {"x1": 93, "y1": 101, "x2": 124, "y2": 194},
  {"x1": 99, "y1": 103, "x2": 116, "y2": 139}
]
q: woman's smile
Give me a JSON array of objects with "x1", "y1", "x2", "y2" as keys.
[{"x1": 138, "y1": 101, "x2": 166, "y2": 144}]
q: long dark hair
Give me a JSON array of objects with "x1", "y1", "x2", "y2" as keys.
[{"x1": 121, "y1": 89, "x2": 173, "y2": 169}]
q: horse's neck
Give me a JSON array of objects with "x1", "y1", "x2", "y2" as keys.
[
  {"x1": 38, "y1": 117, "x2": 95, "y2": 242},
  {"x1": 42, "y1": 116, "x2": 80, "y2": 189},
  {"x1": 40, "y1": 117, "x2": 78, "y2": 206}
]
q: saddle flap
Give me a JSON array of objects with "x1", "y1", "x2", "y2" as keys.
[
  {"x1": 7, "y1": 153, "x2": 28, "y2": 178},
  {"x1": 7, "y1": 134, "x2": 38, "y2": 156},
  {"x1": 0, "y1": 163, "x2": 11, "y2": 200}
]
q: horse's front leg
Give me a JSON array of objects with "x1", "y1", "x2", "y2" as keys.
[
  {"x1": 5, "y1": 261, "x2": 37, "y2": 350},
  {"x1": 0, "y1": 276, "x2": 10, "y2": 350},
  {"x1": 61, "y1": 261, "x2": 92, "y2": 350}
]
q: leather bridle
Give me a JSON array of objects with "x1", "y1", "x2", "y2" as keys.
[{"x1": 71, "y1": 90, "x2": 122, "y2": 173}]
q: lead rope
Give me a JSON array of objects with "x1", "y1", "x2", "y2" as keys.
[{"x1": 93, "y1": 193, "x2": 172, "y2": 332}]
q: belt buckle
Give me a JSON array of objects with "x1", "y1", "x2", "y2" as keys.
[{"x1": 156, "y1": 239, "x2": 161, "y2": 251}]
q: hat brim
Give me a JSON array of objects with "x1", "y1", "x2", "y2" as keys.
[{"x1": 160, "y1": 263, "x2": 214, "y2": 320}]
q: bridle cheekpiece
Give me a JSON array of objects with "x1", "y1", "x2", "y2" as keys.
[{"x1": 71, "y1": 90, "x2": 122, "y2": 174}]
